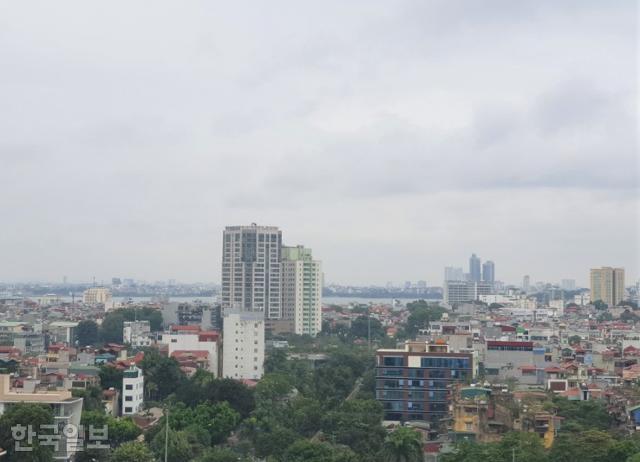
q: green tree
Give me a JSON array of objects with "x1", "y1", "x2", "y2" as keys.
[
  {"x1": 168, "y1": 401, "x2": 240, "y2": 445},
  {"x1": 282, "y1": 439, "x2": 358, "y2": 462},
  {"x1": 110, "y1": 441, "x2": 155, "y2": 462},
  {"x1": 99, "y1": 307, "x2": 163, "y2": 344},
  {"x1": 255, "y1": 373, "x2": 294, "y2": 405},
  {"x1": 593, "y1": 299, "x2": 608, "y2": 310},
  {"x1": 175, "y1": 370, "x2": 255, "y2": 418},
  {"x1": 381, "y1": 426, "x2": 423, "y2": 462},
  {"x1": 150, "y1": 427, "x2": 194, "y2": 462},
  {"x1": 322, "y1": 399, "x2": 386, "y2": 459},
  {"x1": 0, "y1": 403, "x2": 55, "y2": 462},
  {"x1": 551, "y1": 396, "x2": 613, "y2": 431},
  {"x1": 194, "y1": 447, "x2": 249, "y2": 462},
  {"x1": 81, "y1": 411, "x2": 141, "y2": 447},
  {"x1": 76, "y1": 320, "x2": 99, "y2": 347},
  {"x1": 72, "y1": 385, "x2": 104, "y2": 412},
  {"x1": 98, "y1": 365, "x2": 123, "y2": 392},
  {"x1": 265, "y1": 349, "x2": 289, "y2": 373},
  {"x1": 99, "y1": 311, "x2": 126, "y2": 343},
  {"x1": 349, "y1": 316, "x2": 385, "y2": 340},
  {"x1": 139, "y1": 348, "x2": 186, "y2": 401},
  {"x1": 405, "y1": 303, "x2": 447, "y2": 336},
  {"x1": 498, "y1": 432, "x2": 547, "y2": 462}
]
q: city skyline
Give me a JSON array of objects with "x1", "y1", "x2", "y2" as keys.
[{"x1": 0, "y1": 2, "x2": 637, "y2": 286}]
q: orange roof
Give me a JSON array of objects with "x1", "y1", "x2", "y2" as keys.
[{"x1": 171, "y1": 325, "x2": 201, "y2": 332}]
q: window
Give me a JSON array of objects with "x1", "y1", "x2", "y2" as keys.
[
  {"x1": 125, "y1": 384, "x2": 133, "y2": 390},
  {"x1": 383, "y1": 356, "x2": 404, "y2": 367},
  {"x1": 125, "y1": 407, "x2": 132, "y2": 413},
  {"x1": 125, "y1": 396, "x2": 132, "y2": 401}
]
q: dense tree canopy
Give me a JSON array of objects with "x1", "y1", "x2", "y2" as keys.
[
  {"x1": 0, "y1": 403, "x2": 55, "y2": 462},
  {"x1": 75, "y1": 320, "x2": 99, "y2": 347},
  {"x1": 405, "y1": 301, "x2": 447, "y2": 336},
  {"x1": 99, "y1": 307, "x2": 163, "y2": 343},
  {"x1": 381, "y1": 426, "x2": 423, "y2": 462},
  {"x1": 110, "y1": 441, "x2": 155, "y2": 462},
  {"x1": 139, "y1": 347, "x2": 187, "y2": 401}
]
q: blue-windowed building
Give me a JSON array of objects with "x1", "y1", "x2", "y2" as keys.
[{"x1": 376, "y1": 340, "x2": 474, "y2": 426}]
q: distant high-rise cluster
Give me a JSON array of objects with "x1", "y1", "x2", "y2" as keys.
[
  {"x1": 221, "y1": 224, "x2": 322, "y2": 337},
  {"x1": 469, "y1": 254, "x2": 482, "y2": 282},
  {"x1": 444, "y1": 254, "x2": 496, "y2": 284},
  {"x1": 590, "y1": 267, "x2": 625, "y2": 306},
  {"x1": 482, "y1": 261, "x2": 495, "y2": 283}
]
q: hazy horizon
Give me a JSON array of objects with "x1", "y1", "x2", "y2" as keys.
[{"x1": 1, "y1": 1, "x2": 638, "y2": 286}]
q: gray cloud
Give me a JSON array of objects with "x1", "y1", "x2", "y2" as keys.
[{"x1": 0, "y1": 0, "x2": 637, "y2": 286}]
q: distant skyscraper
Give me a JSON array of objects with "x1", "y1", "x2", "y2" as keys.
[
  {"x1": 561, "y1": 279, "x2": 576, "y2": 291},
  {"x1": 221, "y1": 224, "x2": 282, "y2": 319},
  {"x1": 444, "y1": 267, "x2": 464, "y2": 282},
  {"x1": 590, "y1": 267, "x2": 625, "y2": 306},
  {"x1": 469, "y1": 254, "x2": 481, "y2": 282},
  {"x1": 522, "y1": 275, "x2": 531, "y2": 292},
  {"x1": 482, "y1": 261, "x2": 495, "y2": 283},
  {"x1": 281, "y1": 245, "x2": 322, "y2": 337}
]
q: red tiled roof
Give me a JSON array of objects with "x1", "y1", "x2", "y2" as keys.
[
  {"x1": 171, "y1": 325, "x2": 201, "y2": 332},
  {"x1": 198, "y1": 331, "x2": 220, "y2": 342}
]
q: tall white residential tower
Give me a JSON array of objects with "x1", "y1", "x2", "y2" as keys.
[{"x1": 282, "y1": 245, "x2": 323, "y2": 337}]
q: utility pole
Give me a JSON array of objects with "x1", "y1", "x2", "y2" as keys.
[{"x1": 164, "y1": 406, "x2": 170, "y2": 462}]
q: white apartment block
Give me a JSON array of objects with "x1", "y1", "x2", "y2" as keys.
[
  {"x1": 158, "y1": 327, "x2": 220, "y2": 375},
  {"x1": 123, "y1": 321, "x2": 152, "y2": 348},
  {"x1": 444, "y1": 281, "x2": 494, "y2": 305},
  {"x1": 282, "y1": 245, "x2": 323, "y2": 337},
  {"x1": 222, "y1": 310, "x2": 265, "y2": 380},
  {"x1": 122, "y1": 365, "x2": 144, "y2": 415},
  {"x1": 221, "y1": 224, "x2": 282, "y2": 319}
]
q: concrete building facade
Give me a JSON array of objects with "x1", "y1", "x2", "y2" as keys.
[
  {"x1": 222, "y1": 310, "x2": 265, "y2": 380},
  {"x1": 122, "y1": 365, "x2": 144, "y2": 415},
  {"x1": 376, "y1": 340, "x2": 474, "y2": 426},
  {"x1": 221, "y1": 224, "x2": 282, "y2": 319},
  {"x1": 590, "y1": 267, "x2": 625, "y2": 306},
  {"x1": 281, "y1": 245, "x2": 323, "y2": 337}
]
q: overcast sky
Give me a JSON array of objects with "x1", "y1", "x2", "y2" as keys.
[{"x1": 0, "y1": 1, "x2": 638, "y2": 287}]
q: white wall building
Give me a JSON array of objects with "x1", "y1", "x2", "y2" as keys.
[
  {"x1": 282, "y1": 245, "x2": 322, "y2": 336},
  {"x1": 158, "y1": 327, "x2": 220, "y2": 375},
  {"x1": 48, "y1": 321, "x2": 79, "y2": 345},
  {"x1": 123, "y1": 321, "x2": 152, "y2": 348},
  {"x1": 222, "y1": 310, "x2": 265, "y2": 380},
  {"x1": 122, "y1": 365, "x2": 144, "y2": 415},
  {"x1": 444, "y1": 281, "x2": 494, "y2": 305}
]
